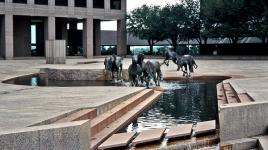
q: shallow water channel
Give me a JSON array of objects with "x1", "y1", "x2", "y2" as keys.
[{"x1": 126, "y1": 80, "x2": 220, "y2": 132}]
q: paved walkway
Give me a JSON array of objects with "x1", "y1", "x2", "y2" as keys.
[{"x1": 0, "y1": 58, "x2": 268, "y2": 131}]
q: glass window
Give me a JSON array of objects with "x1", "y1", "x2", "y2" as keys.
[
  {"x1": 13, "y1": 0, "x2": 27, "y2": 4},
  {"x1": 93, "y1": 0, "x2": 104, "y2": 9},
  {"x1": 55, "y1": 0, "x2": 68, "y2": 6},
  {"x1": 75, "y1": 0, "x2": 86, "y2": 7},
  {"x1": 110, "y1": 0, "x2": 121, "y2": 10},
  {"x1": 0, "y1": 0, "x2": 5, "y2": 3},
  {"x1": 35, "y1": 0, "x2": 48, "y2": 5}
]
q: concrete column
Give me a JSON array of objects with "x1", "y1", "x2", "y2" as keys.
[
  {"x1": 94, "y1": 19, "x2": 101, "y2": 56},
  {"x1": 117, "y1": 19, "x2": 127, "y2": 55},
  {"x1": 44, "y1": 16, "x2": 56, "y2": 61},
  {"x1": 83, "y1": 17, "x2": 94, "y2": 58},
  {"x1": 3, "y1": 14, "x2": 13, "y2": 59},
  {"x1": 121, "y1": 0, "x2": 126, "y2": 12},
  {"x1": 105, "y1": 0, "x2": 111, "y2": 10},
  {"x1": 48, "y1": 0, "x2": 54, "y2": 5},
  {"x1": 45, "y1": 16, "x2": 56, "y2": 40},
  {"x1": 68, "y1": 0, "x2": 74, "y2": 7},
  {"x1": 28, "y1": 0, "x2": 34, "y2": 5},
  {"x1": 87, "y1": 0, "x2": 92, "y2": 8}
]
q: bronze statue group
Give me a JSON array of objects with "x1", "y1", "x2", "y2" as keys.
[{"x1": 104, "y1": 49, "x2": 198, "y2": 88}]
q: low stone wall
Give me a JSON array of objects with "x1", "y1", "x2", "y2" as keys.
[
  {"x1": 0, "y1": 120, "x2": 90, "y2": 150},
  {"x1": 41, "y1": 68, "x2": 129, "y2": 81},
  {"x1": 219, "y1": 102, "x2": 268, "y2": 142}
]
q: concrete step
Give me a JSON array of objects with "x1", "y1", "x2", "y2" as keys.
[
  {"x1": 195, "y1": 120, "x2": 216, "y2": 136},
  {"x1": 98, "y1": 132, "x2": 136, "y2": 150},
  {"x1": 237, "y1": 93, "x2": 253, "y2": 103},
  {"x1": 217, "y1": 83, "x2": 227, "y2": 107},
  {"x1": 165, "y1": 124, "x2": 193, "y2": 139},
  {"x1": 90, "y1": 90, "x2": 163, "y2": 150},
  {"x1": 257, "y1": 136, "x2": 268, "y2": 150},
  {"x1": 53, "y1": 109, "x2": 97, "y2": 124},
  {"x1": 132, "y1": 128, "x2": 166, "y2": 146},
  {"x1": 90, "y1": 89, "x2": 154, "y2": 136},
  {"x1": 223, "y1": 83, "x2": 239, "y2": 104}
]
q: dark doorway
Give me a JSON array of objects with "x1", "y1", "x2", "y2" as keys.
[
  {"x1": 31, "y1": 17, "x2": 45, "y2": 56},
  {"x1": 67, "y1": 21, "x2": 83, "y2": 56},
  {"x1": 13, "y1": 16, "x2": 31, "y2": 57},
  {"x1": 0, "y1": 15, "x2": 4, "y2": 58}
]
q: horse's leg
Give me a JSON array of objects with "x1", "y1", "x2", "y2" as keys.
[
  {"x1": 153, "y1": 73, "x2": 157, "y2": 86},
  {"x1": 112, "y1": 71, "x2": 115, "y2": 80},
  {"x1": 120, "y1": 65, "x2": 123, "y2": 80},
  {"x1": 187, "y1": 65, "x2": 190, "y2": 77},
  {"x1": 157, "y1": 72, "x2": 161, "y2": 86}
]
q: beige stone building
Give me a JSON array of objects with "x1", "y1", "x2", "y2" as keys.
[{"x1": 0, "y1": 0, "x2": 127, "y2": 59}]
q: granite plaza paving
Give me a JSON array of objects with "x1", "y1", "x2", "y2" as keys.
[{"x1": 0, "y1": 58, "x2": 268, "y2": 149}]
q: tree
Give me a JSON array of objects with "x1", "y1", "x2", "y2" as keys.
[
  {"x1": 182, "y1": 0, "x2": 202, "y2": 45},
  {"x1": 160, "y1": 4, "x2": 188, "y2": 52},
  {"x1": 127, "y1": 5, "x2": 166, "y2": 54},
  {"x1": 201, "y1": 0, "x2": 251, "y2": 44},
  {"x1": 245, "y1": 0, "x2": 268, "y2": 43}
]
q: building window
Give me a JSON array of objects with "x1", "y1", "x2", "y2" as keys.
[
  {"x1": 93, "y1": 0, "x2": 104, "y2": 9},
  {"x1": 55, "y1": 0, "x2": 68, "y2": 6},
  {"x1": 13, "y1": 0, "x2": 27, "y2": 4},
  {"x1": 35, "y1": 0, "x2": 48, "y2": 5},
  {"x1": 0, "y1": 0, "x2": 5, "y2": 3},
  {"x1": 75, "y1": 0, "x2": 86, "y2": 8},
  {"x1": 111, "y1": 0, "x2": 121, "y2": 10}
]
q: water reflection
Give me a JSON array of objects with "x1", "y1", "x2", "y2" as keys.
[
  {"x1": 4, "y1": 75, "x2": 127, "y2": 87},
  {"x1": 127, "y1": 80, "x2": 220, "y2": 132}
]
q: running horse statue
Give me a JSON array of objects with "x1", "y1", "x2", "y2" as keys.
[
  {"x1": 143, "y1": 60, "x2": 162, "y2": 88},
  {"x1": 163, "y1": 49, "x2": 178, "y2": 66},
  {"x1": 128, "y1": 54, "x2": 144, "y2": 86},
  {"x1": 176, "y1": 55, "x2": 198, "y2": 77},
  {"x1": 104, "y1": 54, "x2": 123, "y2": 80}
]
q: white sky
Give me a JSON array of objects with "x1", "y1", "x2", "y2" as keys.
[{"x1": 101, "y1": 0, "x2": 181, "y2": 30}]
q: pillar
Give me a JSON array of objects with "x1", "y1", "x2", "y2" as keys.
[
  {"x1": 117, "y1": 19, "x2": 127, "y2": 55},
  {"x1": 105, "y1": 0, "x2": 110, "y2": 10},
  {"x1": 87, "y1": 0, "x2": 92, "y2": 8},
  {"x1": 3, "y1": 14, "x2": 13, "y2": 59},
  {"x1": 68, "y1": 0, "x2": 74, "y2": 7},
  {"x1": 48, "y1": 0, "x2": 54, "y2": 5},
  {"x1": 94, "y1": 19, "x2": 101, "y2": 56},
  {"x1": 45, "y1": 16, "x2": 56, "y2": 41},
  {"x1": 121, "y1": 0, "x2": 127, "y2": 12},
  {"x1": 83, "y1": 17, "x2": 93, "y2": 58}
]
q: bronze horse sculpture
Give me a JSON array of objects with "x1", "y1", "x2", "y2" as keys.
[
  {"x1": 163, "y1": 49, "x2": 178, "y2": 66},
  {"x1": 104, "y1": 54, "x2": 123, "y2": 80},
  {"x1": 128, "y1": 54, "x2": 143, "y2": 86},
  {"x1": 143, "y1": 60, "x2": 162, "y2": 88},
  {"x1": 176, "y1": 55, "x2": 198, "y2": 77}
]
